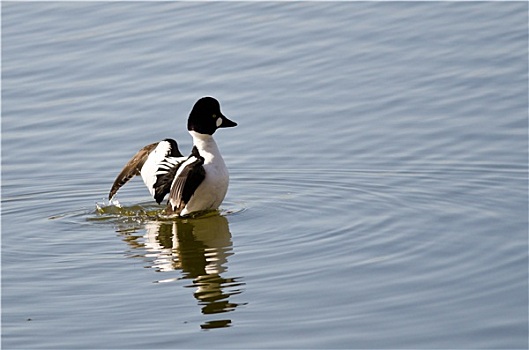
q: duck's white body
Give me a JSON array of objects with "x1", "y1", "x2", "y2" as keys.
[{"x1": 176, "y1": 132, "x2": 229, "y2": 216}]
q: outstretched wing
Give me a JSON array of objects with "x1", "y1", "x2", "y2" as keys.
[
  {"x1": 168, "y1": 147, "x2": 206, "y2": 213},
  {"x1": 108, "y1": 139, "x2": 183, "y2": 201},
  {"x1": 108, "y1": 142, "x2": 158, "y2": 200}
]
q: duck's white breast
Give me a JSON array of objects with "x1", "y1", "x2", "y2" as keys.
[{"x1": 180, "y1": 132, "x2": 230, "y2": 215}]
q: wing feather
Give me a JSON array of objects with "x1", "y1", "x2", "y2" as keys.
[
  {"x1": 152, "y1": 157, "x2": 182, "y2": 204},
  {"x1": 108, "y1": 142, "x2": 158, "y2": 200},
  {"x1": 168, "y1": 147, "x2": 205, "y2": 213}
]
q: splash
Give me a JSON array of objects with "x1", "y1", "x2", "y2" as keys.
[
  {"x1": 93, "y1": 198, "x2": 245, "y2": 222},
  {"x1": 48, "y1": 197, "x2": 247, "y2": 224},
  {"x1": 94, "y1": 198, "x2": 170, "y2": 222}
]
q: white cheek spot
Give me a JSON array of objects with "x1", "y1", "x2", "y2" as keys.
[{"x1": 216, "y1": 118, "x2": 223, "y2": 127}]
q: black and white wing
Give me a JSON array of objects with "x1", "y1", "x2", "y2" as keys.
[
  {"x1": 109, "y1": 139, "x2": 184, "y2": 202},
  {"x1": 168, "y1": 146, "x2": 206, "y2": 213}
]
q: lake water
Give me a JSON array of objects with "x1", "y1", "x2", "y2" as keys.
[{"x1": 2, "y1": 2, "x2": 527, "y2": 349}]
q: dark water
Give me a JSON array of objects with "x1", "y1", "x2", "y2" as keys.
[{"x1": 2, "y1": 2, "x2": 527, "y2": 349}]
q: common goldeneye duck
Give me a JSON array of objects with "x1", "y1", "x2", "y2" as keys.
[{"x1": 108, "y1": 97, "x2": 237, "y2": 216}]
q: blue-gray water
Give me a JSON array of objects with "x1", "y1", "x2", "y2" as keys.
[{"x1": 2, "y1": 2, "x2": 527, "y2": 349}]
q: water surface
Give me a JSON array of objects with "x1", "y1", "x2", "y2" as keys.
[{"x1": 2, "y1": 2, "x2": 527, "y2": 349}]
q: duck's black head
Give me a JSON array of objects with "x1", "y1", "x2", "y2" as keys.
[{"x1": 187, "y1": 97, "x2": 237, "y2": 135}]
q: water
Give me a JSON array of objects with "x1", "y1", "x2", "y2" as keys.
[{"x1": 2, "y1": 2, "x2": 527, "y2": 349}]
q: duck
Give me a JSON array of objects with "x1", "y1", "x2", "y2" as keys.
[{"x1": 108, "y1": 97, "x2": 237, "y2": 216}]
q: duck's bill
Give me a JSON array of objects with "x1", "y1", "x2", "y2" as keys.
[{"x1": 219, "y1": 115, "x2": 237, "y2": 128}]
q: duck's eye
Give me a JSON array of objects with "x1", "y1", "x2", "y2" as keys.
[{"x1": 212, "y1": 114, "x2": 217, "y2": 118}]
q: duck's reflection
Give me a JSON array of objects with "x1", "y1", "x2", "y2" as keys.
[{"x1": 123, "y1": 214, "x2": 244, "y2": 329}]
